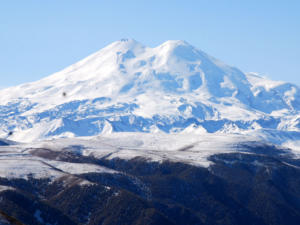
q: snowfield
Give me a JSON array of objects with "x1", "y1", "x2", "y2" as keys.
[
  {"x1": 0, "y1": 39, "x2": 299, "y2": 146},
  {"x1": 0, "y1": 132, "x2": 297, "y2": 181}
]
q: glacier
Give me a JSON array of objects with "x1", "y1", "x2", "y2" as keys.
[{"x1": 0, "y1": 39, "x2": 299, "y2": 147}]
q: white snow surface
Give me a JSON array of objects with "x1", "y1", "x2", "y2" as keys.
[
  {"x1": 0, "y1": 185, "x2": 14, "y2": 192},
  {"x1": 47, "y1": 160, "x2": 117, "y2": 175},
  {"x1": 23, "y1": 132, "x2": 266, "y2": 168},
  {"x1": 0, "y1": 142, "x2": 117, "y2": 181},
  {"x1": 0, "y1": 39, "x2": 299, "y2": 145},
  {"x1": 0, "y1": 131, "x2": 299, "y2": 181},
  {"x1": 0, "y1": 158, "x2": 63, "y2": 180}
]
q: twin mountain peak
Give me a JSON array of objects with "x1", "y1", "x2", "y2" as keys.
[{"x1": 0, "y1": 39, "x2": 299, "y2": 143}]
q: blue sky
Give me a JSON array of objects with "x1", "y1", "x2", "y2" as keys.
[{"x1": 1, "y1": 0, "x2": 300, "y2": 88}]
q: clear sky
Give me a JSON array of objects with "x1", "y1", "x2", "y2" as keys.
[{"x1": 1, "y1": 0, "x2": 300, "y2": 88}]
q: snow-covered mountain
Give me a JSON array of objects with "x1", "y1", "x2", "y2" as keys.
[
  {"x1": 1, "y1": 40, "x2": 300, "y2": 224},
  {"x1": 0, "y1": 39, "x2": 300, "y2": 145}
]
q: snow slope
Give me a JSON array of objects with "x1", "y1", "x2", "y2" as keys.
[
  {"x1": 0, "y1": 132, "x2": 273, "y2": 179},
  {"x1": 0, "y1": 131, "x2": 296, "y2": 181},
  {"x1": 0, "y1": 39, "x2": 299, "y2": 145},
  {"x1": 0, "y1": 143, "x2": 117, "y2": 181}
]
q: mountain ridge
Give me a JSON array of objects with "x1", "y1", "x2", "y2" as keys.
[{"x1": 0, "y1": 39, "x2": 299, "y2": 145}]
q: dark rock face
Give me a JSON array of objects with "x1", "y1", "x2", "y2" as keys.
[{"x1": 1, "y1": 144, "x2": 300, "y2": 225}]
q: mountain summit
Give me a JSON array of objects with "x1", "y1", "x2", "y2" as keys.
[
  {"x1": 0, "y1": 39, "x2": 300, "y2": 144},
  {"x1": 1, "y1": 39, "x2": 300, "y2": 225}
]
